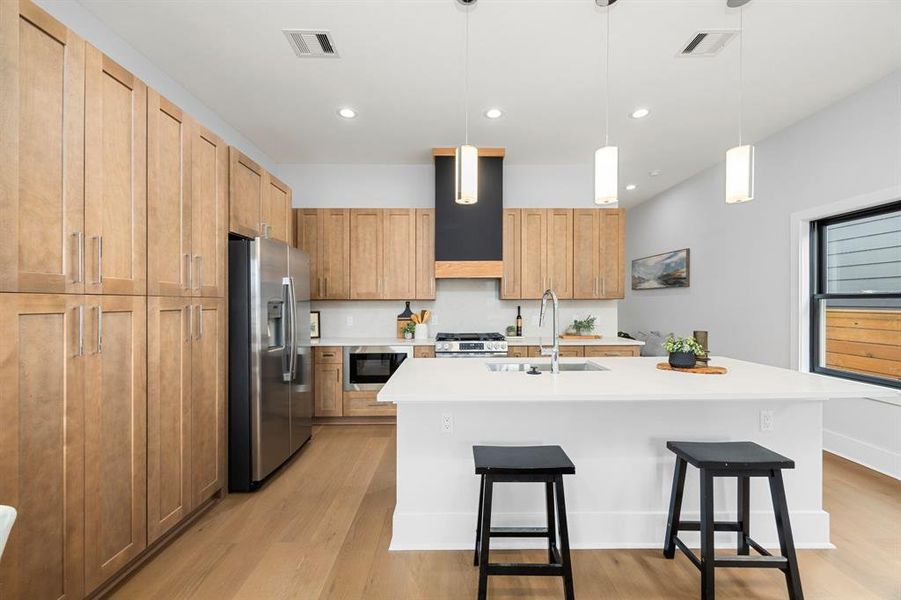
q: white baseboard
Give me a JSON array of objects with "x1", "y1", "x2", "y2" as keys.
[{"x1": 823, "y1": 429, "x2": 901, "y2": 480}]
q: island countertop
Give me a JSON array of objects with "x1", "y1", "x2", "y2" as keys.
[{"x1": 378, "y1": 356, "x2": 899, "y2": 404}]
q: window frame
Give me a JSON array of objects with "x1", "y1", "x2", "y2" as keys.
[{"x1": 809, "y1": 200, "x2": 901, "y2": 389}]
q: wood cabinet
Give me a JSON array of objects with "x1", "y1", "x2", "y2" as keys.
[
  {"x1": 415, "y1": 209, "x2": 436, "y2": 299},
  {"x1": 0, "y1": 2, "x2": 85, "y2": 295},
  {"x1": 314, "y1": 347, "x2": 343, "y2": 417},
  {"x1": 191, "y1": 124, "x2": 228, "y2": 298},
  {"x1": 507, "y1": 345, "x2": 537, "y2": 358},
  {"x1": 382, "y1": 209, "x2": 417, "y2": 299},
  {"x1": 584, "y1": 345, "x2": 639, "y2": 357},
  {"x1": 414, "y1": 345, "x2": 436, "y2": 358},
  {"x1": 573, "y1": 208, "x2": 625, "y2": 299},
  {"x1": 296, "y1": 208, "x2": 351, "y2": 300},
  {"x1": 344, "y1": 390, "x2": 396, "y2": 417},
  {"x1": 228, "y1": 147, "x2": 264, "y2": 239},
  {"x1": 501, "y1": 209, "x2": 522, "y2": 299},
  {"x1": 0, "y1": 293, "x2": 86, "y2": 599},
  {"x1": 83, "y1": 295, "x2": 147, "y2": 591},
  {"x1": 264, "y1": 174, "x2": 292, "y2": 244},
  {"x1": 147, "y1": 298, "x2": 225, "y2": 544},
  {"x1": 349, "y1": 209, "x2": 384, "y2": 299},
  {"x1": 84, "y1": 46, "x2": 147, "y2": 296},
  {"x1": 520, "y1": 209, "x2": 548, "y2": 299},
  {"x1": 509, "y1": 344, "x2": 639, "y2": 358},
  {"x1": 546, "y1": 209, "x2": 574, "y2": 299}
]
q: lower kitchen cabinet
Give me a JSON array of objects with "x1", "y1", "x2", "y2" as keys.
[
  {"x1": 343, "y1": 390, "x2": 396, "y2": 417},
  {"x1": 508, "y1": 345, "x2": 537, "y2": 358},
  {"x1": 314, "y1": 347, "x2": 344, "y2": 417},
  {"x1": 509, "y1": 344, "x2": 640, "y2": 358},
  {"x1": 147, "y1": 297, "x2": 225, "y2": 544},
  {"x1": 584, "y1": 345, "x2": 640, "y2": 357},
  {"x1": 414, "y1": 345, "x2": 436, "y2": 358}
]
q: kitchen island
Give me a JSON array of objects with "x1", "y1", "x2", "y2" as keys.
[{"x1": 378, "y1": 356, "x2": 898, "y2": 551}]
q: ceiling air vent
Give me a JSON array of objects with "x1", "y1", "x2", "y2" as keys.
[
  {"x1": 678, "y1": 30, "x2": 738, "y2": 57},
  {"x1": 283, "y1": 30, "x2": 339, "y2": 58}
]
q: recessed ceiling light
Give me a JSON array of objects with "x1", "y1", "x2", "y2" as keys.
[
  {"x1": 625, "y1": 184, "x2": 637, "y2": 191},
  {"x1": 630, "y1": 108, "x2": 650, "y2": 119},
  {"x1": 649, "y1": 169, "x2": 662, "y2": 177},
  {"x1": 337, "y1": 107, "x2": 357, "y2": 119},
  {"x1": 484, "y1": 108, "x2": 503, "y2": 119}
]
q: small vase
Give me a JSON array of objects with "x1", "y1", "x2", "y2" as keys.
[
  {"x1": 404, "y1": 332, "x2": 413, "y2": 340},
  {"x1": 414, "y1": 323, "x2": 428, "y2": 340},
  {"x1": 669, "y1": 351, "x2": 697, "y2": 369}
]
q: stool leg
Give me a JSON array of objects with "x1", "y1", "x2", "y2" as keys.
[
  {"x1": 477, "y1": 476, "x2": 494, "y2": 600},
  {"x1": 474, "y1": 475, "x2": 485, "y2": 566},
  {"x1": 699, "y1": 469, "x2": 715, "y2": 600},
  {"x1": 663, "y1": 457, "x2": 688, "y2": 559},
  {"x1": 554, "y1": 476, "x2": 575, "y2": 600},
  {"x1": 737, "y1": 476, "x2": 750, "y2": 555},
  {"x1": 768, "y1": 470, "x2": 804, "y2": 600},
  {"x1": 545, "y1": 481, "x2": 558, "y2": 564}
]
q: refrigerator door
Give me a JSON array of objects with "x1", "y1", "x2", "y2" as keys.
[
  {"x1": 251, "y1": 238, "x2": 292, "y2": 481},
  {"x1": 288, "y1": 246, "x2": 313, "y2": 453}
]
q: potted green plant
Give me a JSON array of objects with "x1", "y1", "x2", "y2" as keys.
[
  {"x1": 663, "y1": 335, "x2": 704, "y2": 369},
  {"x1": 566, "y1": 315, "x2": 597, "y2": 336},
  {"x1": 401, "y1": 321, "x2": 416, "y2": 340}
]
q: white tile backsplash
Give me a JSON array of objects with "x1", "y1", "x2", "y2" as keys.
[{"x1": 312, "y1": 279, "x2": 619, "y2": 339}]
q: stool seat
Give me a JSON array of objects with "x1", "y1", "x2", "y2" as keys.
[
  {"x1": 666, "y1": 441, "x2": 795, "y2": 470},
  {"x1": 473, "y1": 445, "x2": 576, "y2": 475}
]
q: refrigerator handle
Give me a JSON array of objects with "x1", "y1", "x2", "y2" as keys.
[
  {"x1": 287, "y1": 276, "x2": 298, "y2": 380},
  {"x1": 281, "y1": 278, "x2": 291, "y2": 382}
]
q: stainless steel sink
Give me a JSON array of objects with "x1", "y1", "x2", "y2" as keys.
[{"x1": 486, "y1": 361, "x2": 609, "y2": 373}]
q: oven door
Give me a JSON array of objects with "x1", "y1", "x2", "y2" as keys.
[{"x1": 343, "y1": 346, "x2": 412, "y2": 391}]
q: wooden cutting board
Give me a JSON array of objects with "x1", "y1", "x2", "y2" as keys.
[
  {"x1": 559, "y1": 334, "x2": 602, "y2": 340},
  {"x1": 657, "y1": 362, "x2": 728, "y2": 375}
]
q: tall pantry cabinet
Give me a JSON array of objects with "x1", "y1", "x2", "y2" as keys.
[{"x1": 0, "y1": 2, "x2": 226, "y2": 598}]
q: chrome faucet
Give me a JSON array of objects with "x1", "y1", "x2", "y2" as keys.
[{"x1": 538, "y1": 288, "x2": 560, "y2": 374}]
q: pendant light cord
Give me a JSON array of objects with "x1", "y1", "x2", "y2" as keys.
[
  {"x1": 464, "y1": 4, "x2": 470, "y2": 146},
  {"x1": 739, "y1": 6, "x2": 744, "y2": 146},
  {"x1": 604, "y1": 5, "x2": 610, "y2": 146}
]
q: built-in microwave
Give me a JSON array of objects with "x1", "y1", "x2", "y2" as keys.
[{"x1": 343, "y1": 345, "x2": 413, "y2": 391}]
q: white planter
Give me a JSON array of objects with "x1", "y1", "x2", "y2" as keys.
[{"x1": 414, "y1": 323, "x2": 429, "y2": 340}]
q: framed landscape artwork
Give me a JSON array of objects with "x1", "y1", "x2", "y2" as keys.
[{"x1": 632, "y1": 249, "x2": 690, "y2": 289}]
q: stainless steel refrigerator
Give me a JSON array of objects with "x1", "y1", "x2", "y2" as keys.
[{"x1": 228, "y1": 236, "x2": 313, "y2": 491}]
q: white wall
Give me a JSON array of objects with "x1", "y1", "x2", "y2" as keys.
[
  {"x1": 620, "y1": 70, "x2": 901, "y2": 478},
  {"x1": 35, "y1": 0, "x2": 277, "y2": 173}
]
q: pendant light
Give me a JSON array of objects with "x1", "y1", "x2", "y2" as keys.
[
  {"x1": 725, "y1": 4, "x2": 754, "y2": 204},
  {"x1": 455, "y1": 0, "x2": 478, "y2": 205},
  {"x1": 594, "y1": 2, "x2": 618, "y2": 205}
]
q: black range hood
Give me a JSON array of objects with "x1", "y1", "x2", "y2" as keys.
[{"x1": 433, "y1": 148, "x2": 504, "y2": 278}]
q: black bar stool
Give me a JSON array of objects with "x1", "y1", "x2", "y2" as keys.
[
  {"x1": 663, "y1": 441, "x2": 804, "y2": 600},
  {"x1": 472, "y1": 445, "x2": 576, "y2": 600}
]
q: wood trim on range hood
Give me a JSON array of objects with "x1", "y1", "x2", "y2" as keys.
[
  {"x1": 432, "y1": 147, "x2": 505, "y2": 158},
  {"x1": 435, "y1": 260, "x2": 503, "y2": 279}
]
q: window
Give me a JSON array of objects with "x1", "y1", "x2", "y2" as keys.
[{"x1": 810, "y1": 201, "x2": 901, "y2": 388}]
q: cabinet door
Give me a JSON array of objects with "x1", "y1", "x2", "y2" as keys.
[
  {"x1": 415, "y1": 209, "x2": 436, "y2": 300},
  {"x1": 192, "y1": 299, "x2": 226, "y2": 507},
  {"x1": 296, "y1": 209, "x2": 321, "y2": 299},
  {"x1": 84, "y1": 295, "x2": 147, "y2": 591},
  {"x1": 84, "y1": 47, "x2": 147, "y2": 296},
  {"x1": 558, "y1": 346, "x2": 584, "y2": 358},
  {"x1": 573, "y1": 209, "x2": 600, "y2": 299},
  {"x1": 414, "y1": 345, "x2": 436, "y2": 358},
  {"x1": 146, "y1": 297, "x2": 192, "y2": 544},
  {"x1": 546, "y1": 209, "x2": 573, "y2": 299},
  {"x1": 520, "y1": 209, "x2": 547, "y2": 299},
  {"x1": 382, "y1": 209, "x2": 416, "y2": 299},
  {"x1": 263, "y1": 175, "x2": 292, "y2": 244},
  {"x1": 507, "y1": 346, "x2": 535, "y2": 358},
  {"x1": 0, "y1": 3, "x2": 85, "y2": 294},
  {"x1": 320, "y1": 209, "x2": 351, "y2": 299},
  {"x1": 147, "y1": 91, "x2": 191, "y2": 297},
  {"x1": 350, "y1": 209, "x2": 383, "y2": 299},
  {"x1": 599, "y1": 208, "x2": 625, "y2": 299},
  {"x1": 314, "y1": 363, "x2": 343, "y2": 417},
  {"x1": 191, "y1": 122, "x2": 228, "y2": 298},
  {"x1": 585, "y1": 345, "x2": 639, "y2": 357},
  {"x1": 0, "y1": 293, "x2": 85, "y2": 599},
  {"x1": 501, "y1": 209, "x2": 522, "y2": 299},
  {"x1": 228, "y1": 147, "x2": 262, "y2": 238}
]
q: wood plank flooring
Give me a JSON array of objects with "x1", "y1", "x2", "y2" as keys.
[{"x1": 109, "y1": 425, "x2": 901, "y2": 600}]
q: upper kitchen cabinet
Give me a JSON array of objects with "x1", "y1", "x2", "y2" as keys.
[
  {"x1": 573, "y1": 208, "x2": 625, "y2": 299},
  {"x1": 519, "y1": 209, "x2": 548, "y2": 299},
  {"x1": 501, "y1": 209, "x2": 522, "y2": 299},
  {"x1": 147, "y1": 91, "x2": 191, "y2": 297},
  {"x1": 415, "y1": 208, "x2": 436, "y2": 299},
  {"x1": 349, "y1": 209, "x2": 383, "y2": 299},
  {"x1": 190, "y1": 123, "x2": 228, "y2": 298},
  {"x1": 546, "y1": 209, "x2": 574, "y2": 299},
  {"x1": 228, "y1": 147, "x2": 264, "y2": 238},
  {"x1": 263, "y1": 174, "x2": 292, "y2": 244},
  {"x1": 382, "y1": 209, "x2": 417, "y2": 299},
  {"x1": 296, "y1": 208, "x2": 352, "y2": 300},
  {"x1": 84, "y1": 46, "x2": 147, "y2": 296},
  {"x1": 0, "y1": 1, "x2": 85, "y2": 294}
]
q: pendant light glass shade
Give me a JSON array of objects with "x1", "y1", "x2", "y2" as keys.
[
  {"x1": 725, "y1": 144, "x2": 754, "y2": 204},
  {"x1": 594, "y1": 145, "x2": 618, "y2": 205},
  {"x1": 455, "y1": 144, "x2": 478, "y2": 205}
]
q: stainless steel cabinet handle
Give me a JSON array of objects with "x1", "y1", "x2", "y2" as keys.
[
  {"x1": 594, "y1": 277, "x2": 598, "y2": 296},
  {"x1": 76, "y1": 305, "x2": 84, "y2": 357},
  {"x1": 324, "y1": 277, "x2": 328, "y2": 297},
  {"x1": 95, "y1": 305, "x2": 103, "y2": 354},
  {"x1": 601, "y1": 277, "x2": 606, "y2": 296},
  {"x1": 185, "y1": 305, "x2": 192, "y2": 343},
  {"x1": 73, "y1": 232, "x2": 84, "y2": 283},
  {"x1": 196, "y1": 255, "x2": 203, "y2": 290},
  {"x1": 184, "y1": 253, "x2": 191, "y2": 289},
  {"x1": 93, "y1": 235, "x2": 103, "y2": 284},
  {"x1": 321, "y1": 352, "x2": 335, "y2": 358},
  {"x1": 197, "y1": 304, "x2": 203, "y2": 340}
]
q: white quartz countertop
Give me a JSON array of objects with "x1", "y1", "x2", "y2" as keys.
[
  {"x1": 311, "y1": 336, "x2": 643, "y2": 347},
  {"x1": 378, "y1": 356, "x2": 901, "y2": 403}
]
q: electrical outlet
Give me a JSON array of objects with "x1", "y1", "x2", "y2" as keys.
[
  {"x1": 760, "y1": 410, "x2": 774, "y2": 432},
  {"x1": 441, "y1": 413, "x2": 454, "y2": 434},
  {"x1": 346, "y1": 315, "x2": 354, "y2": 327}
]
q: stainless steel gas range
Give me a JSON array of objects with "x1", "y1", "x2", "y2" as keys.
[{"x1": 434, "y1": 332, "x2": 508, "y2": 358}]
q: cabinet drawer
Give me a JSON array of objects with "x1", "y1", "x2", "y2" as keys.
[
  {"x1": 344, "y1": 391, "x2": 396, "y2": 417},
  {"x1": 414, "y1": 345, "x2": 435, "y2": 358},
  {"x1": 507, "y1": 346, "x2": 536, "y2": 358},
  {"x1": 315, "y1": 346, "x2": 342, "y2": 363},
  {"x1": 584, "y1": 345, "x2": 640, "y2": 357},
  {"x1": 558, "y1": 346, "x2": 584, "y2": 358}
]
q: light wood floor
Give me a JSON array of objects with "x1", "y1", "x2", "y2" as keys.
[{"x1": 110, "y1": 425, "x2": 901, "y2": 600}]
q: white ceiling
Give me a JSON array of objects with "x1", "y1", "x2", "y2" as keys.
[{"x1": 78, "y1": 0, "x2": 901, "y2": 204}]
